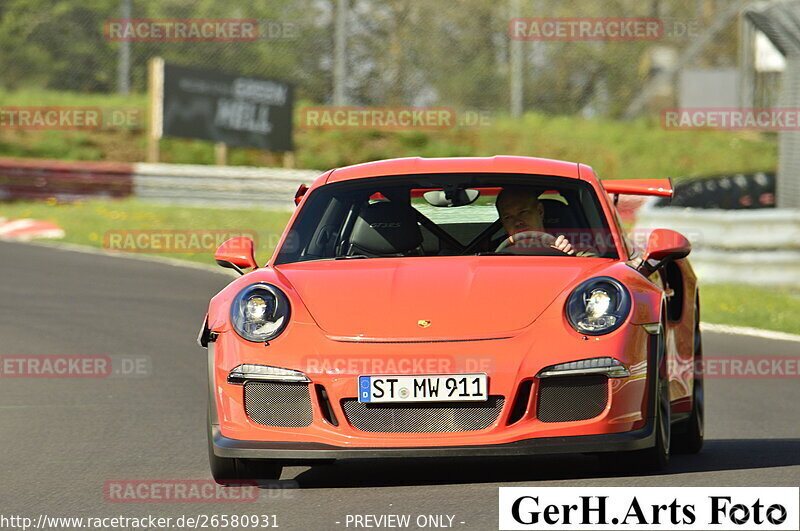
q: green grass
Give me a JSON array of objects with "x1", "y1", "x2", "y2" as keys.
[
  {"x1": 0, "y1": 198, "x2": 291, "y2": 266},
  {"x1": 0, "y1": 88, "x2": 148, "y2": 108},
  {"x1": 0, "y1": 89, "x2": 779, "y2": 179},
  {"x1": 700, "y1": 284, "x2": 800, "y2": 336},
  {"x1": 3, "y1": 198, "x2": 798, "y2": 335},
  {"x1": 295, "y1": 112, "x2": 778, "y2": 181}
]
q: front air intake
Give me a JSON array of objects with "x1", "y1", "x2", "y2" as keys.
[
  {"x1": 244, "y1": 381, "x2": 313, "y2": 427},
  {"x1": 536, "y1": 375, "x2": 608, "y2": 423},
  {"x1": 342, "y1": 396, "x2": 504, "y2": 433}
]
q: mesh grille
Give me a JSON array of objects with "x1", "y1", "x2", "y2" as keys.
[
  {"x1": 536, "y1": 375, "x2": 608, "y2": 423},
  {"x1": 342, "y1": 396, "x2": 504, "y2": 433},
  {"x1": 244, "y1": 382, "x2": 313, "y2": 427}
]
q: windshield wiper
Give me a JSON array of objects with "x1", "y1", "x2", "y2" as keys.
[{"x1": 334, "y1": 254, "x2": 370, "y2": 260}]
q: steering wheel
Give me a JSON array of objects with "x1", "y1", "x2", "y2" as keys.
[{"x1": 495, "y1": 230, "x2": 567, "y2": 255}]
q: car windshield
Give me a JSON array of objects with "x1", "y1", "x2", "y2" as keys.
[{"x1": 274, "y1": 173, "x2": 617, "y2": 264}]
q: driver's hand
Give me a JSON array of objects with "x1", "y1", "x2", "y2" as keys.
[{"x1": 551, "y1": 235, "x2": 575, "y2": 255}]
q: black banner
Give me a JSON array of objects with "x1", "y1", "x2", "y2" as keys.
[{"x1": 161, "y1": 63, "x2": 293, "y2": 151}]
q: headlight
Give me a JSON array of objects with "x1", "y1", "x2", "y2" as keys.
[
  {"x1": 230, "y1": 283, "x2": 290, "y2": 342},
  {"x1": 565, "y1": 277, "x2": 631, "y2": 335}
]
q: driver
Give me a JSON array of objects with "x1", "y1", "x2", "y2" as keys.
[{"x1": 495, "y1": 186, "x2": 579, "y2": 255}]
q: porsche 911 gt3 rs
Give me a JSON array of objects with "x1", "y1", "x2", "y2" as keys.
[{"x1": 198, "y1": 156, "x2": 704, "y2": 482}]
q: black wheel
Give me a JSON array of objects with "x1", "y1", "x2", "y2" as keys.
[
  {"x1": 672, "y1": 306, "x2": 704, "y2": 454},
  {"x1": 208, "y1": 452, "x2": 282, "y2": 484},
  {"x1": 629, "y1": 329, "x2": 671, "y2": 471},
  {"x1": 207, "y1": 412, "x2": 282, "y2": 484}
]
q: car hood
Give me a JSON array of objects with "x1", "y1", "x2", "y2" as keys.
[{"x1": 275, "y1": 257, "x2": 612, "y2": 340}]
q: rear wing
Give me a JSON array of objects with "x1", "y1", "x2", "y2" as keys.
[{"x1": 601, "y1": 178, "x2": 673, "y2": 198}]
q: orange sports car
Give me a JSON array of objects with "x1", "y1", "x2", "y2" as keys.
[{"x1": 198, "y1": 156, "x2": 703, "y2": 482}]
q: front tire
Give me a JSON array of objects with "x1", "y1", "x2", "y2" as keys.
[
  {"x1": 628, "y1": 328, "x2": 670, "y2": 471},
  {"x1": 672, "y1": 309, "x2": 704, "y2": 454},
  {"x1": 632, "y1": 371, "x2": 671, "y2": 471},
  {"x1": 207, "y1": 412, "x2": 283, "y2": 484}
]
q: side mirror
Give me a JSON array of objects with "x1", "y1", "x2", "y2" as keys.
[
  {"x1": 641, "y1": 229, "x2": 691, "y2": 273},
  {"x1": 214, "y1": 237, "x2": 257, "y2": 275},
  {"x1": 294, "y1": 184, "x2": 309, "y2": 206}
]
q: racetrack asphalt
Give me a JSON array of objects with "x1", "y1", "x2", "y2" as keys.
[{"x1": 1, "y1": 240, "x2": 798, "y2": 530}]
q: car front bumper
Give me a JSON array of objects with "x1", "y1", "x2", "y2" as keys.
[
  {"x1": 210, "y1": 418, "x2": 655, "y2": 461},
  {"x1": 208, "y1": 318, "x2": 659, "y2": 447}
]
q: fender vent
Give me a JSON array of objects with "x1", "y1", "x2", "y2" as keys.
[
  {"x1": 507, "y1": 380, "x2": 533, "y2": 425},
  {"x1": 315, "y1": 384, "x2": 339, "y2": 426}
]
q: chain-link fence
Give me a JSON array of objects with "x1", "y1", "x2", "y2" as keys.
[{"x1": 0, "y1": 0, "x2": 743, "y2": 118}]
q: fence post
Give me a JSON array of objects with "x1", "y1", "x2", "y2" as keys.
[
  {"x1": 333, "y1": 0, "x2": 348, "y2": 105},
  {"x1": 147, "y1": 57, "x2": 164, "y2": 163},
  {"x1": 509, "y1": 0, "x2": 523, "y2": 119}
]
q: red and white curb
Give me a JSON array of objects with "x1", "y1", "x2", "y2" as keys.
[{"x1": 0, "y1": 218, "x2": 65, "y2": 241}]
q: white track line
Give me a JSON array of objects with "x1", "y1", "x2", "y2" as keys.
[
  {"x1": 5, "y1": 239, "x2": 236, "y2": 277},
  {"x1": 6, "y1": 240, "x2": 800, "y2": 342},
  {"x1": 700, "y1": 322, "x2": 800, "y2": 343}
]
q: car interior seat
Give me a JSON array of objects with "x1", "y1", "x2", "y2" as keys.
[{"x1": 347, "y1": 201, "x2": 424, "y2": 256}]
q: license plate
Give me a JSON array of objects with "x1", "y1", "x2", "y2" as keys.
[{"x1": 358, "y1": 374, "x2": 488, "y2": 403}]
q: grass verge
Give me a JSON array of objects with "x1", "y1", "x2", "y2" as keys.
[
  {"x1": 0, "y1": 198, "x2": 291, "y2": 266},
  {"x1": 0, "y1": 89, "x2": 778, "y2": 180},
  {"x1": 700, "y1": 283, "x2": 800, "y2": 336}
]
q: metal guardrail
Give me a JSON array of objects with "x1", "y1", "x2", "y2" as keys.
[
  {"x1": 637, "y1": 206, "x2": 800, "y2": 250},
  {"x1": 636, "y1": 202, "x2": 800, "y2": 286},
  {"x1": 0, "y1": 158, "x2": 134, "y2": 201},
  {"x1": 132, "y1": 163, "x2": 321, "y2": 210},
  {"x1": 0, "y1": 158, "x2": 321, "y2": 210},
  {"x1": 635, "y1": 171, "x2": 799, "y2": 286}
]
